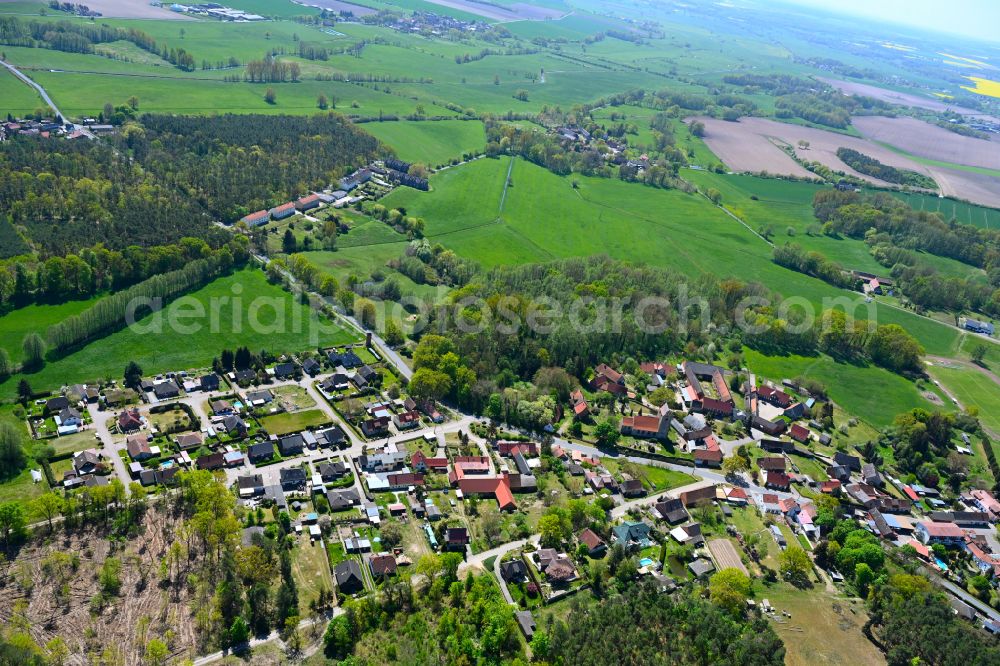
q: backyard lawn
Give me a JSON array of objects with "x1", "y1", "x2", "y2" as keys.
[
  {"x1": 259, "y1": 409, "x2": 331, "y2": 436},
  {"x1": 292, "y1": 534, "x2": 335, "y2": 615}
]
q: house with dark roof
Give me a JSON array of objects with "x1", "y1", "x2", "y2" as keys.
[
  {"x1": 152, "y1": 381, "x2": 180, "y2": 400},
  {"x1": 45, "y1": 395, "x2": 70, "y2": 414},
  {"x1": 196, "y1": 452, "x2": 225, "y2": 470},
  {"x1": 862, "y1": 463, "x2": 883, "y2": 487},
  {"x1": 237, "y1": 474, "x2": 265, "y2": 496},
  {"x1": 248, "y1": 441, "x2": 274, "y2": 464},
  {"x1": 223, "y1": 415, "x2": 248, "y2": 437},
  {"x1": 334, "y1": 560, "x2": 365, "y2": 594},
  {"x1": 612, "y1": 521, "x2": 652, "y2": 550},
  {"x1": 279, "y1": 434, "x2": 305, "y2": 457},
  {"x1": 500, "y1": 559, "x2": 527, "y2": 582},
  {"x1": 652, "y1": 498, "x2": 688, "y2": 524},
  {"x1": 234, "y1": 369, "x2": 256, "y2": 385},
  {"x1": 318, "y1": 426, "x2": 347, "y2": 448},
  {"x1": 199, "y1": 374, "x2": 221, "y2": 392},
  {"x1": 302, "y1": 358, "x2": 321, "y2": 376},
  {"x1": 751, "y1": 415, "x2": 786, "y2": 436},
  {"x1": 280, "y1": 467, "x2": 307, "y2": 491},
  {"x1": 176, "y1": 432, "x2": 204, "y2": 450},
  {"x1": 328, "y1": 349, "x2": 363, "y2": 369},
  {"x1": 273, "y1": 362, "x2": 298, "y2": 379},
  {"x1": 445, "y1": 527, "x2": 470, "y2": 551},
  {"x1": 834, "y1": 452, "x2": 862, "y2": 473},
  {"x1": 759, "y1": 457, "x2": 786, "y2": 472},
  {"x1": 361, "y1": 416, "x2": 391, "y2": 438},
  {"x1": 318, "y1": 461, "x2": 348, "y2": 482}
]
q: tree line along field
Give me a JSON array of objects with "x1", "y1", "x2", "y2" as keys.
[
  {"x1": 892, "y1": 191, "x2": 1000, "y2": 229},
  {"x1": 0, "y1": 268, "x2": 360, "y2": 400}
]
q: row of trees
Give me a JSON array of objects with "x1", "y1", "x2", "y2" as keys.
[
  {"x1": 773, "y1": 242, "x2": 854, "y2": 289},
  {"x1": 243, "y1": 56, "x2": 301, "y2": 83},
  {"x1": 0, "y1": 235, "x2": 248, "y2": 314},
  {"x1": 44, "y1": 248, "x2": 242, "y2": 353},
  {"x1": 835, "y1": 148, "x2": 937, "y2": 189}
]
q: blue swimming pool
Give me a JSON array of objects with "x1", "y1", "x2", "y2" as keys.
[
  {"x1": 935, "y1": 557, "x2": 949, "y2": 571},
  {"x1": 639, "y1": 557, "x2": 655, "y2": 567}
]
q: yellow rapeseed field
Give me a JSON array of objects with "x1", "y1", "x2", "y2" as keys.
[{"x1": 962, "y1": 76, "x2": 1000, "y2": 99}]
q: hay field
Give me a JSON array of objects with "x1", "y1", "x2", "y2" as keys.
[{"x1": 853, "y1": 116, "x2": 1000, "y2": 170}]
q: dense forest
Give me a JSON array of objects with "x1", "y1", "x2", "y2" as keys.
[
  {"x1": 835, "y1": 148, "x2": 937, "y2": 189},
  {"x1": 0, "y1": 136, "x2": 219, "y2": 254},
  {"x1": 119, "y1": 114, "x2": 385, "y2": 223}
]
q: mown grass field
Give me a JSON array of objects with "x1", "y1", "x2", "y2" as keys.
[
  {"x1": 745, "y1": 348, "x2": 941, "y2": 428},
  {"x1": 0, "y1": 269, "x2": 359, "y2": 399},
  {"x1": 361, "y1": 119, "x2": 485, "y2": 166}
]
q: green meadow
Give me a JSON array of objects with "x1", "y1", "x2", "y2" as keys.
[
  {"x1": 384, "y1": 157, "x2": 965, "y2": 356},
  {"x1": 0, "y1": 66, "x2": 44, "y2": 115},
  {"x1": 744, "y1": 348, "x2": 942, "y2": 428},
  {"x1": 0, "y1": 297, "x2": 101, "y2": 365},
  {"x1": 891, "y1": 191, "x2": 1000, "y2": 229},
  {"x1": 927, "y1": 363, "x2": 1000, "y2": 435},
  {"x1": 361, "y1": 119, "x2": 486, "y2": 166},
  {"x1": 682, "y1": 170, "x2": 986, "y2": 281},
  {"x1": 0, "y1": 269, "x2": 359, "y2": 399}
]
